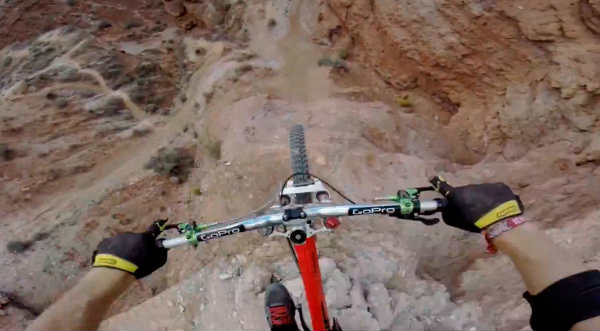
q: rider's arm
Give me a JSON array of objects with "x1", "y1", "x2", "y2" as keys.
[
  {"x1": 26, "y1": 268, "x2": 134, "y2": 331},
  {"x1": 431, "y1": 177, "x2": 600, "y2": 330},
  {"x1": 27, "y1": 221, "x2": 168, "y2": 331},
  {"x1": 493, "y1": 223, "x2": 600, "y2": 330},
  {"x1": 493, "y1": 222, "x2": 586, "y2": 295}
]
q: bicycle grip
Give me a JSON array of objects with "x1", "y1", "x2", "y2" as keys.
[{"x1": 430, "y1": 176, "x2": 453, "y2": 197}]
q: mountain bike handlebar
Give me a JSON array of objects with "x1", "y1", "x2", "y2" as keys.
[{"x1": 159, "y1": 199, "x2": 446, "y2": 249}]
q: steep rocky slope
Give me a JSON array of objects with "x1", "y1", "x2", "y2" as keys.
[{"x1": 1, "y1": 0, "x2": 600, "y2": 330}]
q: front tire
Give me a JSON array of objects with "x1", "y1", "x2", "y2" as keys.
[{"x1": 289, "y1": 125, "x2": 312, "y2": 204}]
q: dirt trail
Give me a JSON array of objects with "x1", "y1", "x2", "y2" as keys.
[
  {"x1": 7, "y1": 37, "x2": 148, "y2": 120},
  {"x1": 21, "y1": 45, "x2": 244, "y2": 232},
  {"x1": 250, "y1": 0, "x2": 333, "y2": 103},
  {"x1": 61, "y1": 57, "x2": 148, "y2": 120}
]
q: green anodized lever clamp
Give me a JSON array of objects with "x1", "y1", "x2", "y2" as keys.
[
  {"x1": 374, "y1": 188, "x2": 421, "y2": 216},
  {"x1": 177, "y1": 222, "x2": 217, "y2": 247}
]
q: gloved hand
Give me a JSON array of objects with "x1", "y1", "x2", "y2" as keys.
[
  {"x1": 92, "y1": 220, "x2": 168, "y2": 279},
  {"x1": 430, "y1": 176, "x2": 524, "y2": 232}
]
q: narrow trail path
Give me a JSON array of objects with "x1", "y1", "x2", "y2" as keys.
[
  {"x1": 20, "y1": 50, "x2": 248, "y2": 233},
  {"x1": 12, "y1": 37, "x2": 148, "y2": 119}
]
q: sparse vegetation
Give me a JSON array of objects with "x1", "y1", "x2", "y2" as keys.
[
  {"x1": 396, "y1": 95, "x2": 413, "y2": 107},
  {"x1": 338, "y1": 49, "x2": 349, "y2": 60},
  {"x1": 125, "y1": 21, "x2": 143, "y2": 30},
  {"x1": 3, "y1": 56, "x2": 12, "y2": 67},
  {"x1": 56, "y1": 66, "x2": 81, "y2": 82},
  {"x1": 97, "y1": 21, "x2": 112, "y2": 30},
  {"x1": 235, "y1": 64, "x2": 253, "y2": 76},
  {"x1": 267, "y1": 18, "x2": 277, "y2": 28},
  {"x1": 6, "y1": 230, "x2": 49, "y2": 254},
  {"x1": 0, "y1": 144, "x2": 16, "y2": 161},
  {"x1": 206, "y1": 139, "x2": 222, "y2": 160},
  {"x1": 130, "y1": 89, "x2": 146, "y2": 103},
  {"x1": 333, "y1": 59, "x2": 348, "y2": 70},
  {"x1": 203, "y1": 90, "x2": 214, "y2": 104},
  {"x1": 24, "y1": 41, "x2": 60, "y2": 73},
  {"x1": 7, "y1": 241, "x2": 31, "y2": 254},
  {"x1": 103, "y1": 63, "x2": 125, "y2": 81},
  {"x1": 145, "y1": 103, "x2": 159, "y2": 114},
  {"x1": 235, "y1": 51, "x2": 256, "y2": 61},
  {"x1": 33, "y1": 232, "x2": 50, "y2": 241},
  {"x1": 56, "y1": 98, "x2": 69, "y2": 109},
  {"x1": 84, "y1": 95, "x2": 125, "y2": 116},
  {"x1": 192, "y1": 188, "x2": 202, "y2": 196},
  {"x1": 145, "y1": 147, "x2": 195, "y2": 183},
  {"x1": 318, "y1": 57, "x2": 334, "y2": 67},
  {"x1": 318, "y1": 57, "x2": 348, "y2": 71}
]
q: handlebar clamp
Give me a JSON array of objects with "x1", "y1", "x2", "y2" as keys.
[{"x1": 283, "y1": 207, "x2": 306, "y2": 222}]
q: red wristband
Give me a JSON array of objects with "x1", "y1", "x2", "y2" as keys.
[{"x1": 483, "y1": 216, "x2": 527, "y2": 254}]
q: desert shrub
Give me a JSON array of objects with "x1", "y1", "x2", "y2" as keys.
[
  {"x1": 56, "y1": 98, "x2": 69, "y2": 108},
  {"x1": 3, "y1": 56, "x2": 12, "y2": 67},
  {"x1": 97, "y1": 21, "x2": 112, "y2": 30},
  {"x1": 235, "y1": 64, "x2": 253, "y2": 76},
  {"x1": 145, "y1": 147, "x2": 194, "y2": 183},
  {"x1": 125, "y1": 21, "x2": 143, "y2": 30},
  {"x1": 338, "y1": 49, "x2": 349, "y2": 60},
  {"x1": 0, "y1": 144, "x2": 16, "y2": 161},
  {"x1": 206, "y1": 140, "x2": 221, "y2": 160},
  {"x1": 318, "y1": 57, "x2": 334, "y2": 67},
  {"x1": 396, "y1": 95, "x2": 413, "y2": 107},
  {"x1": 7, "y1": 241, "x2": 31, "y2": 254}
]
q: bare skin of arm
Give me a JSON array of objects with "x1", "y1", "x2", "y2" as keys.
[
  {"x1": 493, "y1": 222, "x2": 600, "y2": 330},
  {"x1": 26, "y1": 268, "x2": 134, "y2": 331}
]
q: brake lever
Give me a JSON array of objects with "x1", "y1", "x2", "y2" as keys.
[{"x1": 412, "y1": 216, "x2": 440, "y2": 226}]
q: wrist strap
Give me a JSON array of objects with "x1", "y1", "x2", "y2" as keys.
[
  {"x1": 483, "y1": 216, "x2": 527, "y2": 254},
  {"x1": 485, "y1": 216, "x2": 527, "y2": 239}
]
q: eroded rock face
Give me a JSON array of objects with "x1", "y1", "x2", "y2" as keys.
[
  {"x1": 580, "y1": 0, "x2": 600, "y2": 34},
  {"x1": 2, "y1": 0, "x2": 600, "y2": 330},
  {"x1": 315, "y1": 0, "x2": 600, "y2": 165}
]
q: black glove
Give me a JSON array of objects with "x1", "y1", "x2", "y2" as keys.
[
  {"x1": 92, "y1": 220, "x2": 168, "y2": 279},
  {"x1": 430, "y1": 176, "x2": 524, "y2": 232}
]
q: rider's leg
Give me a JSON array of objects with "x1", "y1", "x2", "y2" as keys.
[{"x1": 265, "y1": 283, "x2": 299, "y2": 331}]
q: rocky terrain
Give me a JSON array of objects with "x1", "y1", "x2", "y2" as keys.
[{"x1": 1, "y1": 0, "x2": 600, "y2": 330}]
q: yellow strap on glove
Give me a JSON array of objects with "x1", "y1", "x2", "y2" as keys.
[
  {"x1": 474, "y1": 200, "x2": 523, "y2": 229},
  {"x1": 93, "y1": 253, "x2": 138, "y2": 273}
]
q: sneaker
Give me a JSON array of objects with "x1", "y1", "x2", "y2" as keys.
[{"x1": 265, "y1": 283, "x2": 299, "y2": 331}]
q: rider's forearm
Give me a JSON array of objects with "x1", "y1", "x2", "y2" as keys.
[
  {"x1": 26, "y1": 268, "x2": 134, "y2": 331},
  {"x1": 493, "y1": 222, "x2": 586, "y2": 295},
  {"x1": 493, "y1": 222, "x2": 600, "y2": 330}
]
